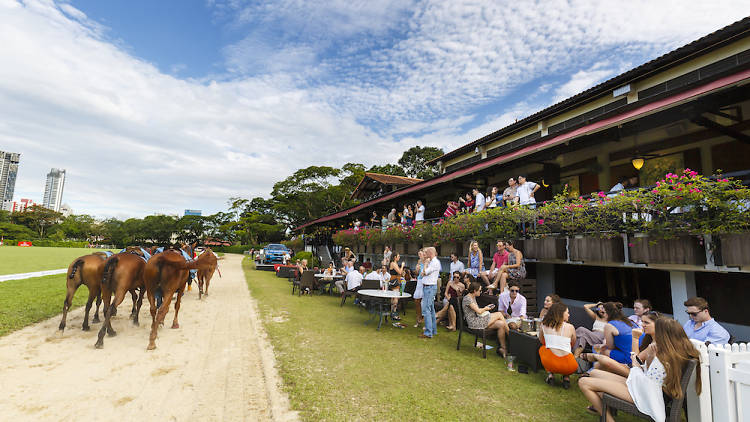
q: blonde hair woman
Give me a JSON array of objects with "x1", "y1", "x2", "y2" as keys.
[{"x1": 466, "y1": 241, "x2": 483, "y2": 278}]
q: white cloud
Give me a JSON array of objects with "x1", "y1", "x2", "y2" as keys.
[{"x1": 2, "y1": 0, "x2": 750, "y2": 220}]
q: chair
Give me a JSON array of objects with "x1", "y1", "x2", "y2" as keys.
[
  {"x1": 290, "y1": 269, "x2": 300, "y2": 295},
  {"x1": 299, "y1": 270, "x2": 315, "y2": 296},
  {"x1": 455, "y1": 293, "x2": 498, "y2": 359},
  {"x1": 600, "y1": 359, "x2": 697, "y2": 422}
]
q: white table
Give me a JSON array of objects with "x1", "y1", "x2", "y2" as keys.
[
  {"x1": 357, "y1": 289, "x2": 412, "y2": 330},
  {"x1": 314, "y1": 273, "x2": 343, "y2": 295}
]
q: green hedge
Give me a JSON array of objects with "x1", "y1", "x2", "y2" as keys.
[
  {"x1": 0, "y1": 239, "x2": 89, "y2": 248},
  {"x1": 210, "y1": 244, "x2": 257, "y2": 254},
  {"x1": 292, "y1": 251, "x2": 319, "y2": 268}
]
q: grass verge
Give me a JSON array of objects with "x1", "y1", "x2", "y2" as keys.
[
  {"x1": 0, "y1": 274, "x2": 88, "y2": 336},
  {"x1": 0, "y1": 247, "x2": 117, "y2": 275},
  {"x1": 242, "y1": 258, "x2": 639, "y2": 421}
]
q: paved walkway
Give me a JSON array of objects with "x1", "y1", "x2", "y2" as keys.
[
  {"x1": 0, "y1": 254, "x2": 297, "y2": 421},
  {"x1": 0, "y1": 268, "x2": 68, "y2": 282}
]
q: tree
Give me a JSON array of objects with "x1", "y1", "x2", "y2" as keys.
[
  {"x1": 11, "y1": 206, "x2": 63, "y2": 238},
  {"x1": 176, "y1": 215, "x2": 206, "y2": 244},
  {"x1": 368, "y1": 163, "x2": 406, "y2": 177},
  {"x1": 52, "y1": 214, "x2": 97, "y2": 240},
  {"x1": 0, "y1": 222, "x2": 35, "y2": 240},
  {"x1": 397, "y1": 146, "x2": 444, "y2": 179}
]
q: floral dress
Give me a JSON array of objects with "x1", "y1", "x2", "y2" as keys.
[
  {"x1": 507, "y1": 252, "x2": 526, "y2": 280},
  {"x1": 468, "y1": 251, "x2": 480, "y2": 277},
  {"x1": 462, "y1": 295, "x2": 489, "y2": 329}
]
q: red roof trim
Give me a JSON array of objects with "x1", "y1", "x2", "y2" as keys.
[{"x1": 296, "y1": 68, "x2": 750, "y2": 230}]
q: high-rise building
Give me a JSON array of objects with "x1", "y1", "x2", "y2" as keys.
[
  {"x1": 0, "y1": 151, "x2": 20, "y2": 210},
  {"x1": 42, "y1": 168, "x2": 66, "y2": 212}
]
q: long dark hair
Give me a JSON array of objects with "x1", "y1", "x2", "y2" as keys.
[
  {"x1": 654, "y1": 318, "x2": 702, "y2": 398},
  {"x1": 603, "y1": 301, "x2": 635, "y2": 327},
  {"x1": 542, "y1": 302, "x2": 567, "y2": 331},
  {"x1": 638, "y1": 311, "x2": 663, "y2": 352}
]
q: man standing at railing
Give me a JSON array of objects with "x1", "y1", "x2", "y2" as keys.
[
  {"x1": 473, "y1": 188, "x2": 486, "y2": 213},
  {"x1": 683, "y1": 296, "x2": 730, "y2": 345},
  {"x1": 419, "y1": 247, "x2": 441, "y2": 339},
  {"x1": 516, "y1": 176, "x2": 539, "y2": 207},
  {"x1": 415, "y1": 200, "x2": 425, "y2": 223},
  {"x1": 503, "y1": 178, "x2": 519, "y2": 206}
]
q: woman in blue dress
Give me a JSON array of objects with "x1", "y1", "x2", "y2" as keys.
[
  {"x1": 466, "y1": 241, "x2": 483, "y2": 278},
  {"x1": 598, "y1": 302, "x2": 636, "y2": 365}
]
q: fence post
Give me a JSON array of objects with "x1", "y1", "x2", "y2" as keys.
[
  {"x1": 689, "y1": 339, "x2": 712, "y2": 421},
  {"x1": 709, "y1": 344, "x2": 734, "y2": 422}
]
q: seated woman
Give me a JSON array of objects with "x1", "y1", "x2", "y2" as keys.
[
  {"x1": 597, "y1": 302, "x2": 635, "y2": 366},
  {"x1": 579, "y1": 318, "x2": 701, "y2": 422},
  {"x1": 436, "y1": 271, "x2": 465, "y2": 331},
  {"x1": 538, "y1": 303, "x2": 578, "y2": 389},
  {"x1": 581, "y1": 311, "x2": 662, "y2": 379},
  {"x1": 539, "y1": 294, "x2": 561, "y2": 319},
  {"x1": 462, "y1": 281, "x2": 508, "y2": 357},
  {"x1": 573, "y1": 301, "x2": 608, "y2": 358},
  {"x1": 628, "y1": 298, "x2": 652, "y2": 328},
  {"x1": 489, "y1": 240, "x2": 525, "y2": 294}
]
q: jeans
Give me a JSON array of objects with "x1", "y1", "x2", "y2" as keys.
[{"x1": 421, "y1": 284, "x2": 437, "y2": 337}]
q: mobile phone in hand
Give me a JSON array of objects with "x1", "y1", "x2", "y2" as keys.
[{"x1": 488, "y1": 304, "x2": 495, "y2": 309}]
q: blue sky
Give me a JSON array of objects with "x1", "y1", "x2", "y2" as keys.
[{"x1": 2, "y1": 0, "x2": 750, "y2": 218}]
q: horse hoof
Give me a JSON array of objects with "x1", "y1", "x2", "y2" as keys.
[
  {"x1": 132, "y1": 321, "x2": 139, "y2": 327},
  {"x1": 58, "y1": 324, "x2": 65, "y2": 331},
  {"x1": 146, "y1": 342, "x2": 156, "y2": 350},
  {"x1": 82, "y1": 326, "x2": 90, "y2": 331},
  {"x1": 171, "y1": 323, "x2": 180, "y2": 329},
  {"x1": 94, "y1": 342, "x2": 103, "y2": 349},
  {"x1": 92, "y1": 317, "x2": 100, "y2": 323}
]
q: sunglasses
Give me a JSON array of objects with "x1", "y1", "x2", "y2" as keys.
[
  {"x1": 510, "y1": 289, "x2": 520, "y2": 293},
  {"x1": 686, "y1": 310, "x2": 705, "y2": 317}
]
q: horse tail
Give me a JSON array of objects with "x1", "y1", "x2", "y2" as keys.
[
  {"x1": 102, "y1": 256, "x2": 118, "y2": 290},
  {"x1": 69, "y1": 259, "x2": 84, "y2": 280}
]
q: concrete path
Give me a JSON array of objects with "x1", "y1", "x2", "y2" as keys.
[{"x1": 0, "y1": 268, "x2": 67, "y2": 282}]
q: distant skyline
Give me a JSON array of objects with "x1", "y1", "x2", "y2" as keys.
[{"x1": 2, "y1": 1, "x2": 750, "y2": 219}]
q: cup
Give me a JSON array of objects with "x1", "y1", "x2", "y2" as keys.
[{"x1": 506, "y1": 355, "x2": 516, "y2": 371}]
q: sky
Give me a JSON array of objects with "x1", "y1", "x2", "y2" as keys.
[{"x1": 2, "y1": 0, "x2": 750, "y2": 219}]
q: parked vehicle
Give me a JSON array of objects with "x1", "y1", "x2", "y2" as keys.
[{"x1": 260, "y1": 244, "x2": 289, "y2": 264}]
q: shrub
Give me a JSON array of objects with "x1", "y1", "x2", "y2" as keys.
[{"x1": 292, "y1": 251, "x2": 319, "y2": 268}]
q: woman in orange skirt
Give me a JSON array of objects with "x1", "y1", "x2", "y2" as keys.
[{"x1": 538, "y1": 302, "x2": 578, "y2": 389}]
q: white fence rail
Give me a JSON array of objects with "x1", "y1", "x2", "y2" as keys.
[
  {"x1": 689, "y1": 339, "x2": 713, "y2": 421},
  {"x1": 708, "y1": 342, "x2": 750, "y2": 422}
]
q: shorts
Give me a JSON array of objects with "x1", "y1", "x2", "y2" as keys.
[{"x1": 539, "y1": 347, "x2": 578, "y2": 376}]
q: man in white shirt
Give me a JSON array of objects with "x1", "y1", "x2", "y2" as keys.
[
  {"x1": 473, "y1": 188, "x2": 486, "y2": 212},
  {"x1": 449, "y1": 253, "x2": 465, "y2": 275},
  {"x1": 339, "y1": 266, "x2": 364, "y2": 295},
  {"x1": 419, "y1": 247, "x2": 441, "y2": 339},
  {"x1": 516, "y1": 176, "x2": 539, "y2": 206},
  {"x1": 415, "y1": 200, "x2": 425, "y2": 222}
]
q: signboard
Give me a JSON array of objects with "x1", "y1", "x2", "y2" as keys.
[
  {"x1": 18, "y1": 241, "x2": 32, "y2": 247},
  {"x1": 184, "y1": 209, "x2": 202, "y2": 216}
]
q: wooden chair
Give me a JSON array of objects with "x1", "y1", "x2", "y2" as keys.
[
  {"x1": 299, "y1": 270, "x2": 315, "y2": 296},
  {"x1": 290, "y1": 269, "x2": 300, "y2": 295},
  {"x1": 455, "y1": 293, "x2": 498, "y2": 359},
  {"x1": 600, "y1": 359, "x2": 697, "y2": 422}
]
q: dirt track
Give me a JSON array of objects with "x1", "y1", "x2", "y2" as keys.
[{"x1": 0, "y1": 254, "x2": 297, "y2": 421}]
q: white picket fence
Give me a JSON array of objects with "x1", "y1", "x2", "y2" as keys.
[{"x1": 687, "y1": 341, "x2": 750, "y2": 422}]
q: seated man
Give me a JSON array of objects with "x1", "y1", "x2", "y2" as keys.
[
  {"x1": 481, "y1": 240, "x2": 508, "y2": 292},
  {"x1": 683, "y1": 296, "x2": 730, "y2": 345},
  {"x1": 337, "y1": 265, "x2": 364, "y2": 296},
  {"x1": 340, "y1": 260, "x2": 354, "y2": 275},
  {"x1": 498, "y1": 281, "x2": 527, "y2": 323},
  {"x1": 449, "y1": 253, "x2": 465, "y2": 275},
  {"x1": 364, "y1": 266, "x2": 382, "y2": 285}
]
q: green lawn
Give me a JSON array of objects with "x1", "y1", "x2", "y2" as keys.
[
  {"x1": 0, "y1": 273, "x2": 89, "y2": 336},
  {"x1": 0, "y1": 247, "x2": 116, "y2": 275},
  {"x1": 243, "y1": 258, "x2": 641, "y2": 421}
]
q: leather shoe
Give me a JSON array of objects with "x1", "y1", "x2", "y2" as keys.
[{"x1": 418, "y1": 334, "x2": 432, "y2": 339}]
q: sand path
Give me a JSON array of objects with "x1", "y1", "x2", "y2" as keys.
[{"x1": 0, "y1": 254, "x2": 297, "y2": 421}]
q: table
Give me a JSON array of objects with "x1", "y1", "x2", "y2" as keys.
[
  {"x1": 314, "y1": 273, "x2": 343, "y2": 295},
  {"x1": 357, "y1": 289, "x2": 412, "y2": 330},
  {"x1": 508, "y1": 330, "x2": 543, "y2": 373}
]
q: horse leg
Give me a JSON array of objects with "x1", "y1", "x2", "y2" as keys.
[
  {"x1": 133, "y1": 287, "x2": 145, "y2": 327},
  {"x1": 129, "y1": 289, "x2": 138, "y2": 320},
  {"x1": 58, "y1": 283, "x2": 77, "y2": 332},
  {"x1": 95, "y1": 302, "x2": 114, "y2": 349},
  {"x1": 106, "y1": 288, "x2": 127, "y2": 337},
  {"x1": 171, "y1": 289, "x2": 184, "y2": 329},
  {"x1": 197, "y1": 275, "x2": 204, "y2": 300},
  {"x1": 205, "y1": 272, "x2": 213, "y2": 297},
  {"x1": 147, "y1": 289, "x2": 174, "y2": 350},
  {"x1": 93, "y1": 289, "x2": 102, "y2": 323},
  {"x1": 81, "y1": 289, "x2": 96, "y2": 331}
]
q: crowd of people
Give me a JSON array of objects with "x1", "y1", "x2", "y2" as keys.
[{"x1": 314, "y1": 237, "x2": 732, "y2": 421}]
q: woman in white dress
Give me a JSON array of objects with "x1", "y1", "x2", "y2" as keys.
[
  {"x1": 578, "y1": 318, "x2": 701, "y2": 422},
  {"x1": 412, "y1": 250, "x2": 425, "y2": 328}
]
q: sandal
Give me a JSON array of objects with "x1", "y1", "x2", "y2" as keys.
[
  {"x1": 445, "y1": 325, "x2": 456, "y2": 332},
  {"x1": 581, "y1": 353, "x2": 596, "y2": 363},
  {"x1": 545, "y1": 373, "x2": 554, "y2": 385},
  {"x1": 496, "y1": 347, "x2": 507, "y2": 359},
  {"x1": 585, "y1": 405, "x2": 598, "y2": 415},
  {"x1": 562, "y1": 377, "x2": 570, "y2": 389}
]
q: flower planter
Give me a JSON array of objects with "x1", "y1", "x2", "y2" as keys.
[
  {"x1": 719, "y1": 233, "x2": 750, "y2": 267},
  {"x1": 628, "y1": 235, "x2": 706, "y2": 265},
  {"x1": 522, "y1": 238, "x2": 567, "y2": 260},
  {"x1": 569, "y1": 237, "x2": 624, "y2": 263}
]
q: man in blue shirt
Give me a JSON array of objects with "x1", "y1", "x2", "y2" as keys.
[{"x1": 683, "y1": 296, "x2": 730, "y2": 345}]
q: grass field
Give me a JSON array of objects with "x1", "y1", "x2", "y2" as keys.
[
  {"x1": 242, "y1": 258, "x2": 640, "y2": 422},
  {"x1": 0, "y1": 247, "x2": 117, "y2": 275},
  {"x1": 0, "y1": 273, "x2": 89, "y2": 336}
]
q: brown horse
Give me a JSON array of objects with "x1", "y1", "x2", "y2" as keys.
[
  {"x1": 143, "y1": 249, "x2": 211, "y2": 350},
  {"x1": 94, "y1": 252, "x2": 148, "y2": 349},
  {"x1": 58, "y1": 253, "x2": 108, "y2": 332},
  {"x1": 196, "y1": 247, "x2": 218, "y2": 299}
]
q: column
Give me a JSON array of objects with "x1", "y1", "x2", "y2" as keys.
[
  {"x1": 536, "y1": 263, "x2": 555, "y2": 301},
  {"x1": 597, "y1": 152, "x2": 611, "y2": 192},
  {"x1": 669, "y1": 270, "x2": 696, "y2": 324},
  {"x1": 700, "y1": 144, "x2": 713, "y2": 175}
]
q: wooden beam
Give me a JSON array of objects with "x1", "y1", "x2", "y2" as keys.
[{"x1": 690, "y1": 116, "x2": 750, "y2": 145}]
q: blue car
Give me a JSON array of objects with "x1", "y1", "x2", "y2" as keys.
[{"x1": 262, "y1": 244, "x2": 289, "y2": 264}]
